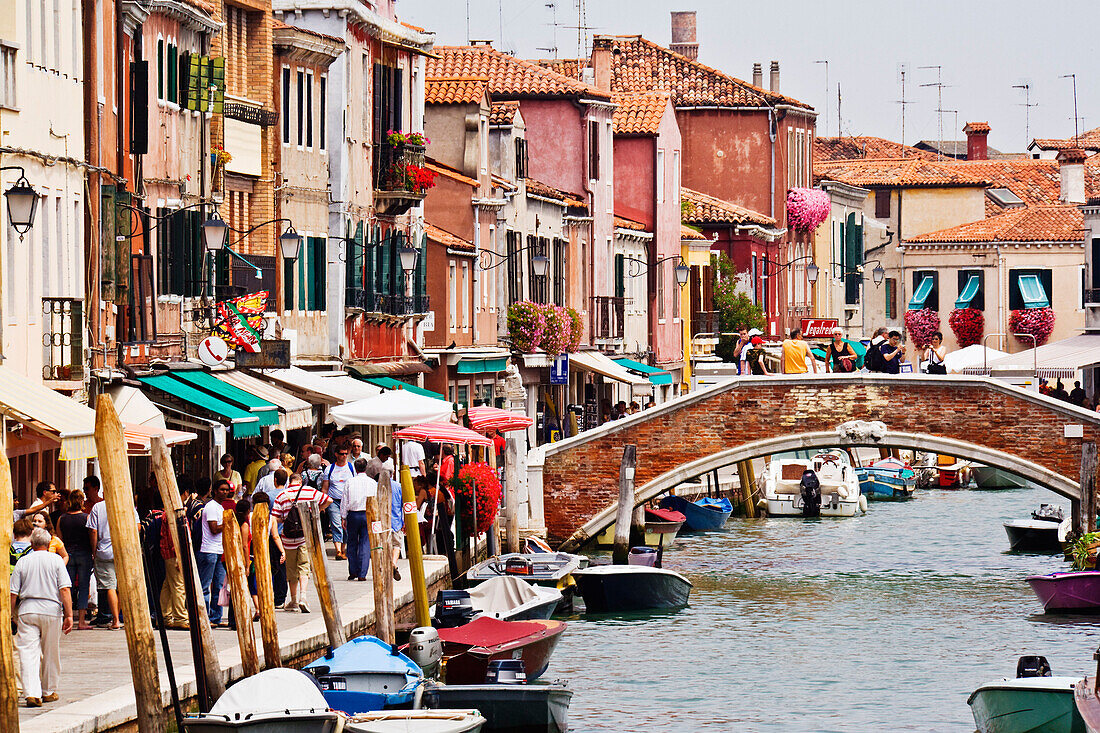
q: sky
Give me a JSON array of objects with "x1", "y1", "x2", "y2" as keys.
[{"x1": 401, "y1": 0, "x2": 1100, "y2": 153}]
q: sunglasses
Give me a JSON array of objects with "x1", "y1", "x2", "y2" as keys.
[{"x1": 337, "y1": 451, "x2": 349, "y2": 456}]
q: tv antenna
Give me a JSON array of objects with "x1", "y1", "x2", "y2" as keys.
[
  {"x1": 894, "y1": 64, "x2": 915, "y2": 150},
  {"x1": 1061, "y1": 73, "x2": 1080, "y2": 145},
  {"x1": 814, "y1": 60, "x2": 829, "y2": 136},
  {"x1": 919, "y1": 65, "x2": 948, "y2": 160},
  {"x1": 576, "y1": 0, "x2": 589, "y2": 59},
  {"x1": 537, "y1": 2, "x2": 559, "y2": 58},
  {"x1": 1012, "y1": 82, "x2": 1037, "y2": 146}
]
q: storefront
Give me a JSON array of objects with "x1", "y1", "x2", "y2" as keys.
[{"x1": 423, "y1": 348, "x2": 512, "y2": 413}]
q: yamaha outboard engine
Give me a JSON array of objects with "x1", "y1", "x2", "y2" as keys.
[
  {"x1": 407, "y1": 626, "x2": 443, "y2": 680},
  {"x1": 433, "y1": 589, "x2": 477, "y2": 629},
  {"x1": 800, "y1": 469, "x2": 821, "y2": 517},
  {"x1": 1016, "y1": 655, "x2": 1052, "y2": 678},
  {"x1": 485, "y1": 659, "x2": 527, "y2": 685}
]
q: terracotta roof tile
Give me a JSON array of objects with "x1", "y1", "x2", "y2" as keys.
[
  {"x1": 182, "y1": 0, "x2": 217, "y2": 14},
  {"x1": 963, "y1": 121, "x2": 991, "y2": 134},
  {"x1": 612, "y1": 91, "x2": 669, "y2": 135},
  {"x1": 1031, "y1": 135, "x2": 1100, "y2": 152},
  {"x1": 525, "y1": 178, "x2": 586, "y2": 208},
  {"x1": 613, "y1": 215, "x2": 647, "y2": 231},
  {"x1": 540, "y1": 36, "x2": 813, "y2": 111},
  {"x1": 681, "y1": 187, "x2": 776, "y2": 228},
  {"x1": 425, "y1": 159, "x2": 478, "y2": 187},
  {"x1": 489, "y1": 101, "x2": 519, "y2": 126},
  {"x1": 952, "y1": 157, "x2": 1100, "y2": 208},
  {"x1": 428, "y1": 46, "x2": 610, "y2": 100},
  {"x1": 424, "y1": 76, "x2": 488, "y2": 105},
  {"x1": 813, "y1": 158, "x2": 992, "y2": 188},
  {"x1": 906, "y1": 205, "x2": 1085, "y2": 244},
  {"x1": 425, "y1": 223, "x2": 474, "y2": 251},
  {"x1": 814, "y1": 136, "x2": 937, "y2": 162},
  {"x1": 681, "y1": 224, "x2": 706, "y2": 240}
]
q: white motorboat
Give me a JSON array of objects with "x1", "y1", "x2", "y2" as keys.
[
  {"x1": 433, "y1": 576, "x2": 563, "y2": 626},
  {"x1": 345, "y1": 710, "x2": 486, "y2": 733},
  {"x1": 182, "y1": 669, "x2": 341, "y2": 733},
  {"x1": 762, "y1": 450, "x2": 866, "y2": 517}
]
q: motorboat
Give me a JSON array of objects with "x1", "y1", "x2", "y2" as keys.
[
  {"x1": 969, "y1": 656, "x2": 1084, "y2": 733},
  {"x1": 594, "y1": 506, "x2": 686, "y2": 547},
  {"x1": 182, "y1": 668, "x2": 341, "y2": 733},
  {"x1": 1005, "y1": 505, "x2": 1070, "y2": 554},
  {"x1": 1026, "y1": 571, "x2": 1100, "y2": 613},
  {"x1": 345, "y1": 710, "x2": 486, "y2": 733},
  {"x1": 466, "y1": 553, "x2": 584, "y2": 589},
  {"x1": 658, "y1": 494, "x2": 734, "y2": 530},
  {"x1": 433, "y1": 577, "x2": 562, "y2": 626},
  {"x1": 303, "y1": 636, "x2": 422, "y2": 714},
  {"x1": 855, "y1": 457, "x2": 916, "y2": 501},
  {"x1": 627, "y1": 546, "x2": 659, "y2": 566},
  {"x1": 1075, "y1": 678, "x2": 1100, "y2": 733},
  {"x1": 421, "y1": 680, "x2": 574, "y2": 733},
  {"x1": 436, "y1": 616, "x2": 567, "y2": 685},
  {"x1": 762, "y1": 451, "x2": 865, "y2": 517},
  {"x1": 935, "y1": 453, "x2": 970, "y2": 488},
  {"x1": 973, "y1": 464, "x2": 1033, "y2": 490},
  {"x1": 571, "y1": 564, "x2": 692, "y2": 613}
]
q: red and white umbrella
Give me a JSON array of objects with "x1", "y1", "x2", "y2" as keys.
[
  {"x1": 392, "y1": 421, "x2": 494, "y2": 448},
  {"x1": 466, "y1": 406, "x2": 533, "y2": 433}
]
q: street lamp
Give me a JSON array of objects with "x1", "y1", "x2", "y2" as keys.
[
  {"x1": 870, "y1": 263, "x2": 885, "y2": 286},
  {"x1": 3, "y1": 170, "x2": 38, "y2": 236},
  {"x1": 203, "y1": 212, "x2": 228, "y2": 252},
  {"x1": 807, "y1": 262, "x2": 820, "y2": 284},
  {"x1": 624, "y1": 254, "x2": 692, "y2": 289},
  {"x1": 399, "y1": 242, "x2": 420, "y2": 275},
  {"x1": 675, "y1": 261, "x2": 690, "y2": 287},
  {"x1": 279, "y1": 225, "x2": 302, "y2": 261},
  {"x1": 531, "y1": 253, "x2": 550, "y2": 278}
]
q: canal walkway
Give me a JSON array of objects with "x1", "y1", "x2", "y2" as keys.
[{"x1": 17, "y1": 553, "x2": 450, "y2": 733}]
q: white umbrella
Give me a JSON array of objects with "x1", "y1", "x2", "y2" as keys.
[
  {"x1": 329, "y1": 391, "x2": 455, "y2": 427},
  {"x1": 944, "y1": 344, "x2": 1010, "y2": 374}
]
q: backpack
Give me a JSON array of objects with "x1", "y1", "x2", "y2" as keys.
[
  {"x1": 865, "y1": 341, "x2": 883, "y2": 372},
  {"x1": 9, "y1": 543, "x2": 31, "y2": 569},
  {"x1": 280, "y1": 484, "x2": 307, "y2": 540}
]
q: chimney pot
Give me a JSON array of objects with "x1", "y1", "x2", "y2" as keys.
[
  {"x1": 769, "y1": 60, "x2": 780, "y2": 93},
  {"x1": 963, "y1": 121, "x2": 991, "y2": 161},
  {"x1": 670, "y1": 11, "x2": 699, "y2": 60},
  {"x1": 1058, "y1": 148, "x2": 1088, "y2": 204},
  {"x1": 752, "y1": 62, "x2": 762, "y2": 88},
  {"x1": 591, "y1": 36, "x2": 612, "y2": 92}
]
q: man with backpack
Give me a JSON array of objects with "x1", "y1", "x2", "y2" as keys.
[
  {"x1": 271, "y1": 472, "x2": 331, "y2": 613},
  {"x1": 865, "y1": 327, "x2": 888, "y2": 373},
  {"x1": 321, "y1": 444, "x2": 355, "y2": 561}
]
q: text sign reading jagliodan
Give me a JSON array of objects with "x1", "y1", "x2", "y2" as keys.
[{"x1": 800, "y1": 318, "x2": 840, "y2": 339}]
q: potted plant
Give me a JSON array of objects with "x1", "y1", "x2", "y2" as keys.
[
  {"x1": 507, "y1": 300, "x2": 547, "y2": 352},
  {"x1": 948, "y1": 307, "x2": 984, "y2": 347},
  {"x1": 903, "y1": 307, "x2": 941, "y2": 348},
  {"x1": 451, "y1": 462, "x2": 502, "y2": 537},
  {"x1": 1010, "y1": 307, "x2": 1055, "y2": 346},
  {"x1": 786, "y1": 188, "x2": 831, "y2": 232},
  {"x1": 540, "y1": 304, "x2": 572, "y2": 356}
]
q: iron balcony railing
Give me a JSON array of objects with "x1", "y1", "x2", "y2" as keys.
[
  {"x1": 374, "y1": 141, "x2": 427, "y2": 192},
  {"x1": 42, "y1": 298, "x2": 83, "y2": 382},
  {"x1": 592, "y1": 296, "x2": 625, "y2": 341},
  {"x1": 1085, "y1": 289, "x2": 1100, "y2": 305},
  {"x1": 346, "y1": 289, "x2": 430, "y2": 316}
]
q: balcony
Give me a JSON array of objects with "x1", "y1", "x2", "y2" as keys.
[
  {"x1": 374, "y1": 141, "x2": 428, "y2": 217},
  {"x1": 42, "y1": 298, "x2": 83, "y2": 383},
  {"x1": 592, "y1": 296, "x2": 625, "y2": 342},
  {"x1": 1086, "y1": 289, "x2": 1100, "y2": 305},
  {"x1": 346, "y1": 289, "x2": 430, "y2": 317}
]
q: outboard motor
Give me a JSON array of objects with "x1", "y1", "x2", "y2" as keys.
[
  {"x1": 1016, "y1": 655, "x2": 1052, "y2": 678},
  {"x1": 406, "y1": 626, "x2": 443, "y2": 680},
  {"x1": 433, "y1": 589, "x2": 477, "y2": 629},
  {"x1": 485, "y1": 659, "x2": 527, "y2": 685},
  {"x1": 800, "y1": 469, "x2": 821, "y2": 518},
  {"x1": 504, "y1": 557, "x2": 534, "y2": 576}
]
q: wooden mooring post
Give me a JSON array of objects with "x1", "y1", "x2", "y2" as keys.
[
  {"x1": 250, "y1": 503, "x2": 280, "y2": 667},
  {"x1": 0, "y1": 453, "x2": 20, "y2": 731},
  {"x1": 222, "y1": 511, "x2": 259, "y2": 677},
  {"x1": 399, "y1": 465, "x2": 431, "y2": 628},
  {"x1": 737, "y1": 460, "x2": 756, "y2": 518},
  {"x1": 376, "y1": 470, "x2": 396, "y2": 639},
  {"x1": 1082, "y1": 441, "x2": 1097, "y2": 536},
  {"x1": 365, "y1": 496, "x2": 394, "y2": 644},
  {"x1": 612, "y1": 445, "x2": 637, "y2": 565},
  {"x1": 504, "y1": 436, "x2": 520, "y2": 553},
  {"x1": 94, "y1": 396, "x2": 166, "y2": 733},
  {"x1": 301, "y1": 501, "x2": 346, "y2": 648}
]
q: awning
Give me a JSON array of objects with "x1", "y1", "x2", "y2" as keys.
[
  {"x1": 108, "y1": 385, "x2": 168, "y2": 429},
  {"x1": 985, "y1": 334, "x2": 1100, "y2": 379},
  {"x1": 138, "y1": 374, "x2": 261, "y2": 438},
  {"x1": 347, "y1": 360, "x2": 432, "y2": 377},
  {"x1": 909, "y1": 275, "x2": 934, "y2": 310},
  {"x1": 0, "y1": 366, "x2": 96, "y2": 460},
  {"x1": 569, "y1": 351, "x2": 652, "y2": 390},
  {"x1": 456, "y1": 357, "x2": 509, "y2": 374},
  {"x1": 258, "y1": 367, "x2": 382, "y2": 405},
  {"x1": 955, "y1": 275, "x2": 980, "y2": 309},
  {"x1": 1018, "y1": 274, "x2": 1050, "y2": 309},
  {"x1": 214, "y1": 371, "x2": 314, "y2": 431},
  {"x1": 329, "y1": 391, "x2": 455, "y2": 428},
  {"x1": 613, "y1": 357, "x2": 674, "y2": 386},
  {"x1": 355, "y1": 375, "x2": 447, "y2": 401},
  {"x1": 171, "y1": 370, "x2": 279, "y2": 427},
  {"x1": 124, "y1": 424, "x2": 198, "y2": 456}
]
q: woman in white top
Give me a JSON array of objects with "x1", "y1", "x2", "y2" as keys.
[{"x1": 923, "y1": 331, "x2": 947, "y2": 374}]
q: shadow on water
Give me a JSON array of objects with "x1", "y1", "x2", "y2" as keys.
[{"x1": 553, "y1": 487, "x2": 1096, "y2": 732}]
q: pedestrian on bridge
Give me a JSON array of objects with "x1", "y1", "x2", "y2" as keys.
[
  {"x1": 782, "y1": 328, "x2": 818, "y2": 374},
  {"x1": 746, "y1": 336, "x2": 770, "y2": 375},
  {"x1": 879, "y1": 331, "x2": 906, "y2": 375}
]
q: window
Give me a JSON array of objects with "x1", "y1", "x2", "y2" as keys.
[
  {"x1": 156, "y1": 39, "x2": 165, "y2": 101},
  {"x1": 657, "y1": 263, "x2": 666, "y2": 321},
  {"x1": 461, "y1": 262, "x2": 470, "y2": 330},
  {"x1": 305, "y1": 71, "x2": 314, "y2": 148},
  {"x1": 795, "y1": 131, "x2": 804, "y2": 187},
  {"x1": 0, "y1": 43, "x2": 15, "y2": 109},
  {"x1": 166, "y1": 43, "x2": 178, "y2": 104},
  {"x1": 751, "y1": 254, "x2": 758, "y2": 305},
  {"x1": 506, "y1": 231, "x2": 521, "y2": 304},
  {"x1": 553, "y1": 238, "x2": 565, "y2": 305},
  {"x1": 875, "y1": 190, "x2": 890, "y2": 219},
  {"x1": 372, "y1": 62, "x2": 404, "y2": 184},
  {"x1": 588, "y1": 120, "x2": 599, "y2": 180},
  {"x1": 281, "y1": 67, "x2": 290, "y2": 144},
  {"x1": 885, "y1": 278, "x2": 897, "y2": 319},
  {"x1": 909, "y1": 270, "x2": 939, "y2": 311},
  {"x1": 528, "y1": 235, "x2": 548, "y2": 303},
  {"x1": 956, "y1": 269, "x2": 984, "y2": 310},
  {"x1": 841, "y1": 212, "x2": 862, "y2": 306},
  {"x1": 1008, "y1": 269, "x2": 1052, "y2": 311},
  {"x1": 319, "y1": 76, "x2": 327, "y2": 150},
  {"x1": 656, "y1": 149, "x2": 665, "y2": 204},
  {"x1": 304, "y1": 236, "x2": 326, "y2": 310},
  {"x1": 787, "y1": 129, "x2": 796, "y2": 187},
  {"x1": 514, "y1": 137, "x2": 527, "y2": 179},
  {"x1": 614, "y1": 253, "x2": 625, "y2": 298},
  {"x1": 1092, "y1": 238, "x2": 1100, "y2": 289},
  {"x1": 448, "y1": 261, "x2": 457, "y2": 330},
  {"x1": 296, "y1": 69, "x2": 304, "y2": 146}
]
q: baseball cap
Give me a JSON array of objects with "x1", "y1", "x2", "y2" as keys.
[
  {"x1": 747, "y1": 328, "x2": 764, "y2": 337},
  {"x1": 751, "y1": 336, "x2": 763, "y2": 346}
]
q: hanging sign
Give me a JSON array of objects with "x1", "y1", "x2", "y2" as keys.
[
  {"x1": 550, "y1": 354, "x2": 569, "y2": 385},
  {"x1": 198, "y1": 335, "x2": 229, "y2": 366},
  {"x1": 218, "y1": 301, "x2": 262, "y2": 353},
  {"x1": 800, "y1": 318, "x2": 840, "y2": 339}
]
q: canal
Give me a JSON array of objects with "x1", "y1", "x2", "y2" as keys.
[{"x1": 553, "y1": 486, "x2": 1093, "y2": 731}]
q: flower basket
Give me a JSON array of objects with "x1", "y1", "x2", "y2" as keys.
[
  {"x1": 903, "y1": 307, "x2": 941, "y2": 348},
  {"x1": 786, "y1": 188, "x2": 830, "y2": 232},
  {"x1": 507, "y1": 301, "x2": 546, "y2": 352},
  {"x1": 948, "y1": 308, "x2": 984, "y2": 348},
  {"x1": 565, "y1": 307, "x2": 583, "y2": 352},
  {"x1": 451, "y1": 462, "x2": 501, "y2": 536},
  {"x1": 1010, "y1": 307, "x2": 1055, "y2": 346},
  {"x1": 541, "y1": 305, "x2": 573, "y2": 356}
]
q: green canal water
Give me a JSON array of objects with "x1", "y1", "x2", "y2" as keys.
[{"x1": 552, "y1": 486, "x2": 1096, "y2": 731}]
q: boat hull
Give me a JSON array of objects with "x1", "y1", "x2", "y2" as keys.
[
  {"x1": 1027, "y1": 572, "x2": 1100, "y2": 613},
  {"x1": 1074, "y1": 678, "x2": 1100, "y2": 733},
  {"x1": 440, "y1": 619, "x2": 566, "y2": 685},
  {"x1": 764, "y1": 494, "x2": 862, "y2": 517},
  {"x1": 345, "y1": 710, "x2": 486, "y2": 733},
  {"x1": 572, "y1": 566, "x2": 692, "y2": 612},
  {"x1": 183, "y1": 713, "x2": 340, "y2": 733},
  {"x1": 973, "y1": 465, "x2": 1031, "y2": 489},
  {"x1": 969, "y1": 678, "x2": 1084, "y2": 733},
  {"x1": 421, "y1": 683, "x2": 573, "y2": 733},
  {"x1": 856, "y1": 466, "x2": 916, "y2": 501},
  {"x1": 658, "y1": 495, "x2": 733, "y2": 531},
  {"x1": 1005, "y1": 521, "x2": 1064, "y2": 554}
]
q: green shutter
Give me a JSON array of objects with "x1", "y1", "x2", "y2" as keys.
[
  {"x1": 614, "y1": 254, "x2": 625, "y2": 298},
  {"x1": 209, "y1": 57, "x2": 225, "y2": 114},
  {"x1": 298, "y1": 231, "x2": 308, "y2": 309},
  {"x1": 157, "y1": 40, "x2": 164, "y2": 100},
  {"x1": 416, "y1": 233, "x2": 427, "y2": 301},
  {"x1": 844, "y1": 212, "x2": 861, "y2": 305},
  {"x1": 380, "y1": 230, "x2": 393, "y2": 297},
  {"x1": 353, "y1": 221, "x2": 364, "y2": 290},
  {"x1": 166, "y1": 45, "x2": 177, "y2": 104},
  {"x1": 100, "y1": 184, "x2": 117, "y2": 302},
  {"x1": 313, "y1": 237, "x2": 327, "y2": 310}
]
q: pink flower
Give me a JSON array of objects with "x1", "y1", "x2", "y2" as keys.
[
  {"x1": 903, "y1": 307, "x2": 941, "y2": 348},
  {"x1": 1009, "y1": 307, "x2": 1055, "y2": 346},
  {"x1": 786, "y1": 188, "x2": 831, "y2": 232}
]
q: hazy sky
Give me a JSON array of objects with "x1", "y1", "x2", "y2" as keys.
[{"x1": 402, "y1": 0, "x2": 1100, "y2": 153}]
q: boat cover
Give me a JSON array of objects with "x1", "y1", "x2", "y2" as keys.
[
  {"x1": 468, "y1": 576, "x2": 541, "y2": 614},
  {"x1": 646, "y1": 507, "x2": 686, "y2": 523},
  {"x1": 303, "y1": 635, "x2": 419, "y2": 676},
  {"x1": 210, "y1": 669, "x2": 328, "y2": 715},
  {"x1": 437, "y1": 617, "x2": 543, "y2": 647}
]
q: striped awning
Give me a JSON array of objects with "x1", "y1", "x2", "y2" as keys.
[
  {"x1": 393, "y1": 422, "x2": 494, "y2": 447},
  {"x1": 124, "y1": 424, "x2": 198, "y2": 456},
  {"x1": 215, "y1": 370, "x2": 314, "y2": 431},
  {"x1": 0, "y1": 366, "x2": 97, "y2": 460}
]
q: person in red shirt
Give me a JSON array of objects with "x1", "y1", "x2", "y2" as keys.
[
  {"x1": 492, "y1": 430, "x2": 506, "y2": 465},
  {"x1": 439, "y1": 444, "x2": 456, "y2": 484}
]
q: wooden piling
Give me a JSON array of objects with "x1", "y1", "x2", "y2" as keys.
[
  {"x1": 250, "y1": 503, "x2": 280, "y2": 668},
  {"x1": 364, "y1": 496, "x2": 394, "y2": 644},
  {"x1": 612, "y1": 445, "x2": 637, "y2": 565},
  {"x1": 94, "y1": 396, "x2": 167, "y2": 733},
  {"x1": 1082, "y1": 442, "x2": 1098, "y2": 535},
  {"x1": 0, "y1": 453, "x2": 20, "y2": 731},
  {"x1": 399, "y1": 465, "x2": 431, "y2": 628},
  {"x1": 376, "y1": 469, "x2": 395, "y2": 636},
  {"x1": 221, "y1": 510, "x2": 259, "y2": 677},
  {"x1": 504, "y1": 436, "x2": 520, "y2": 553},
  {"x1": 737, "y1": 460, "x2": 756, "y2": 518},
  {"x1": 149, "y1": 436, "x2": 225, "y2": 700},
  {"x1": 301, "y1": 501, "x2": 346, "y2": 648}
]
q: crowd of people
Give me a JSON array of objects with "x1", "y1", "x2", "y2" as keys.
[{"x1": 728, "y1": 326, "x2": 951, "y2": 376}]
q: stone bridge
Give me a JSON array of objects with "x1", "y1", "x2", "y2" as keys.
[{"x1": 526, "y1": 375, "x2": 1100, "y2": 549}]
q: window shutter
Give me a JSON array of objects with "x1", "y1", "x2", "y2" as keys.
[
  {"x1": 298, "y1": 227, "x2": 308, "y2": 309},
  {"x1": 379, "y1": 230, "x2": 393, "y2": 298},
  {"x1": 131, "y1": 60, "x2": 149, "y2": 155},
  {"x1": 209, "y1": 57, "x2": 225, "y2": 114},
  {"x1": 393, "y1": 67, "x2": 403, "y2": 135},
  {"x1": 314, "y1": 237, "x2": 327, "y2": 310},
  {"x1": 614, "y1": 254, "x2": 625, "y2": 298},
  {"x1": 416, "y1": 233, "x2": 427, "y2": 301},
  {"x1": 157, "y1": 40, "x2": 164, "y2": 100},
  {"x1": 283, "y1": 256, "x2": 294, "y2": 310},
  {"x1": 845, "y1": 212, "x2": 860, "y2": 305},
  {"x1": 176, "y1": 52, "x2": 189, "y2": 110},
  {"x1": 166, "y1": 45, "x2": 177, "y2": 104}
]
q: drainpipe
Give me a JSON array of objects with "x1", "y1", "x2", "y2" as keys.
[
  {"x1": 768, "y1": 108, "x2": 777, "y2": 221},
  {"x1": 472, "y1": 203, "x2": 480, "y2": 345}
]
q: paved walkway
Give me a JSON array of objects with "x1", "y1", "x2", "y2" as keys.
[{"x1": 16, "y1": 553, "x2": 450, "y2": 733}]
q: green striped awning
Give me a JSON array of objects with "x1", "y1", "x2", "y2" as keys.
[
  {"x1": 170, "y1": 370, "x2": 279, "y2": 426},
  {"x1": 1018, "y1": 274, "x2": 1050, "y2": 309},
  {"x1": 613, "y1": 357, "x2": 674, "y2": 386},
  {"x1": 455, "y1": 357, "x2": 509, "y2": 374},
  {"x1": 357, "y1": 375, "x2": 447, "y2": 401},
  {"x1": 138, "y1": 374, "x2": 262, "y2": 438}
]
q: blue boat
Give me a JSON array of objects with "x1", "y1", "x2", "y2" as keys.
[
  {"x1": 855, "y1": 458, "x2": 916, "y2": 501},
  {"x1": 303, "y1": 635, "x2": 422, "y2": 714},
  {"x1": 658, "y1": 494, "x2": 733, "y2": 531}
]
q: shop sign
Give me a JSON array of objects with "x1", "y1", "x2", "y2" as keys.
[
  {"x1": 198, "y1": 336, "x2": 229, "y2": 366},
  {"x1": 800, "y1": 318, "x2": 840, "y2": 339},
  {"x1": 235, "y1": 339, "x2": 291, "y2": 369},
  {"x1": 550, "y1": 354, "x2": 569, "y2": 385}
]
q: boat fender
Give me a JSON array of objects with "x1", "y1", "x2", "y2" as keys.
[{"x1": 858, "y1": 495, "x2": 868, "y2": 513}]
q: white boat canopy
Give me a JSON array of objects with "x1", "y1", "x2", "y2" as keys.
[
  {"x1": 329, "y1": 390, "x2": 455, "y2": 428},
  {"x1": 210, "y1": 668, "x2": 328, "y2": 715}
]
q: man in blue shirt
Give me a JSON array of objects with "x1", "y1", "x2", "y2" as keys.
[{"x1": 880, "y1": 331, "x2": 906, "y2": 374}]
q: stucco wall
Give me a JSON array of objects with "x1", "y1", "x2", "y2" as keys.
[{"x1": 901, "y1": 188, "x2": 986, "y2": 240}]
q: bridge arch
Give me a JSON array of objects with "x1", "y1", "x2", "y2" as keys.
[{"x1": 558, "y1": 429, "x2": 1080, "y2": 551}]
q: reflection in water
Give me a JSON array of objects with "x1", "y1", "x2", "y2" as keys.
[{"x1": 553, "y1": 487, "x2": 1094, "y2": 731}]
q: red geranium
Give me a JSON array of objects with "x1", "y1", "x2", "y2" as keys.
[
  {"x1": 903, "y1": 307, "x2": 941, "y2": 348},
  {"x1": 948, "y1": 307, "x2": 984, "y2": 347},
  {"x1": 450, "y1": 462, "x2": 501, "y2": 536},
  {"x1": 1010, "y1": 307, "x2": 1055, "y2": 346}
]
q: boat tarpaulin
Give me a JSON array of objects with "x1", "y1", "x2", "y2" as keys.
[
  {"x1": 955, "y1": 274, "x2": 981, "y2": 309},
  {"x1": 171, "y1": 370, "x2": 279, "y2": 426},
  {"x1": 436, "y1": 616, "x2": 543, "y2": 647},
  {"x1": 138, "y1": 374, "x2": 261, "y2": 438},
  {"x1": 210, "y1": 669, "x2": 329, "y2": 716},
  {"x1": 612, "y1": 357, "x2": 674, "y2": 385},
  {"x1": 0, "y1": 365, "x2": 97, "y2": 460},
  {"x1": 908, "y1": 275, "x2": 934, "y2": 310},
  {"x1": 1017, "y1": 274, "x2": 1050, "y2": 309},
  {"x1": 329, "y1": 391, "x2": 455, "y2": 428},
  {"x1": 467, "y1": 576, "x2": 542, "y2": 615},
  {"x1": 568, "y1": 351, "x2": 651, "y2": 390},
  {"x1": 984, "y1": 334, "x2": 1100, "y2": 379},
  {"x1": 216, "y1": 370, "x2": 313, "y2": 431}
]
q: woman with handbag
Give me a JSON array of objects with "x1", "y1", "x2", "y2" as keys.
[
  {"x1": 923, "y1": 332, "x2": 948, "y2": 375},
  {"x1": 826, "y1": 328, "x2": 858, "y2": 373}
]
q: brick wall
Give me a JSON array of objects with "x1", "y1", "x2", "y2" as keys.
[{"x1": 541, "y1": 376, "x2": 1100, "y2": 543}]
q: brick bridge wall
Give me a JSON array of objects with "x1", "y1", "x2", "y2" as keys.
[{"x1": 540, "y1": 375, "x2": 1100, "y2": 544}]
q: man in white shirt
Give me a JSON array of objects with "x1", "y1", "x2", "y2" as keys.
[
  {"x1": 341, "y1": 457, "x2": 378, "y2": 581},
  {"x1": 252, "y1": 458, "x2": 283, "y2": 499},
  {"x1": 401, "y1": 440, "x2": 426, "y2": 477},
  {"x1": 86, "y1": 497, "x2": 121, "y2": 629},
  {"x1": 197, "y1": 479, "x2": 231, "y2": 625},
  {"x1": 11, "y1": 528, "x2": 72, "y2": 707}
]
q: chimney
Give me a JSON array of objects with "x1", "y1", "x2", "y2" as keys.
[
  {"x1": 963, "y1": 121, "x2": 991, "y2": 161},
  {"x1": 591, "y1": 36, "x2": 612, "y2": 92},
  {"x1": 670, "y1": 11, "x2": 698, "y2": 60},
  {"x1": 769, "y1": 61, "x2": 780, "y2": 93},
  {"x1": 752, "y1": 63, "x2": 762, "y2": 88},
  {"x1": 1058, "y1": 148, "x2": 1088, "y2": 204}
]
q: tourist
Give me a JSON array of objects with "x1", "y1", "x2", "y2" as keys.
[
  {"x1": 342, "y1": 457, "x2": 378, "y2": 581},
  {"x1": 272, "y1": 472, "x2": 332, "y2": 612},
  {"x1": 82, "y1": 475, "x2": 101, "y2": 513},
  {"x1": 383, "y1": 473, "x2": 406, "y2": 580},
  {"x1": 879, "y1": 331, "x2": 906, "y2": 375},
  {"x1": 215, "y1": 453, "x2": 244, "y2": 498},
  {"x1": 197, "y1": 478, "x2": 232, "y2": 626},
  {"x1": 86, "y1": 490, "x2": 123, "y2": 629},
  {"x1": 645, "y1": 399, "x2": 656, "y2": 409},
  {"x1": 628, "y1": 401, "x2": 641, "y2": 415},
  {"x1": 11, "y1": 527, "x2": 72, "y2": 707},
  {"x1": 187, "y1": 478, "x2": 211, "y2": 555},
  {"x1": 415, "y1": 475, "x2": 458, "y2": 579},
  {"x1": 242, "y1": 446, "x2": 267, "y2": 494},
  {"x1": 438, "y1": 444, "x2": 456, "y2": 484},
  {"x1": 826, "y1": 327, "x2": 858, "y2": 373},
  {"x1": 922, "y1": 332, "x2": 948, "y2": 374},
  {"x1": 57, "y1": 491, "x2": 92, "y2": 629},
  {"x1": 349, "y1": 436, "x2": 366, "y2": 463},
  {"x1": 365, "y1": 445, "x2": 395, "y2": 480},
  {"x1": 267, "y1": 430, "x2": 287, "y2": 463},
  {"x1": 732, "y1": 327, "x2": 750, "y2": 374},
  {"x1": 10, "y1": 518, "x2": 33, "y2": 568},
  {"x1": 782, "y1": 328, "x2": 818, "y2": 374},
  {"x1": 145, "y1": 493, "x2": 187, "y2": 630},
  {"x1": 865, "y1": 327, "x2": 889, "y2": 372},
  {"x1": 253, "y1": 458, "x2": 283, "y2": 499},
  {"x1": 322, "y1": 444, "x2": 355, "y2": 560},
  {"x1": 492, "y1": 430, "x2": 506, "y2": 468},
  {"x1": 1070, "y1": 381, "x2": 1087, "y2": 407},
  {"x1": 746, "y1": 336, "x2": 770, "y2": 375},
  {"x1": 16, "y1": 481, "x2": 61, "y2": 523},
  {"x1": 1053, "y1": 379, "x2": 1070, "y2": 402},
  {"x1": 29, "y1": 512, "x2": 68, "y2": 564},
  {"x1": 249, "y1": 490, "x2": 287, "y2": 605},
  {"x1": 402, "y1": 438, "x2": 427, "y2": 478}
]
